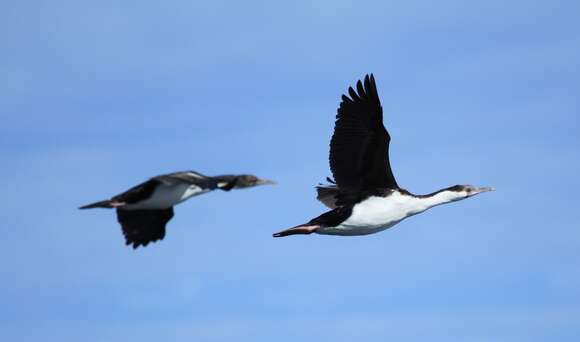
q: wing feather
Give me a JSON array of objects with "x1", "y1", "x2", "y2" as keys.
[
  {"x1": 116, "y1": 208, "x2": 174, "y2": 248},
  {"x1": 329, "y1": 74, "x2": 398, "y2": 204}
]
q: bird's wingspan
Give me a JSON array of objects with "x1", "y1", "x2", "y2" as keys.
[
  {"x1": 116, "y1": 207, "x2": 174, "y2": 248},
  {"x1": 329, "y1": 74, "x2": 398, "y2": 203}
]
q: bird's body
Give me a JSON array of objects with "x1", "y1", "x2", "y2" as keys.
[
  {"x1": 123, "y1": 174, "x2": 212, "y2": 210},
  {"x1": 81, "y1": 170, "x2": 274, "y2": 248},
  {"x1": 317, "y1": 192, "x2": 423, "y2": 236},
  {"x1": 273, "y1": 74, "x2": 492, "y2": 238},
  {"x1": 122, "y1": 183, "x2": 206, "y2": 210}
]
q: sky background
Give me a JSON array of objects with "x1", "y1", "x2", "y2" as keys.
[{"x1": 1, "y1": 0, "x2": 580, "y2": 341}]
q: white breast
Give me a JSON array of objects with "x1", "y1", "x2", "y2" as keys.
[
  {"x1": 317, "y1": 192, "x2": 426, "y2": 236},
  {"x1": 124, "y1": 184, "x2": 208, "y2": 210}
]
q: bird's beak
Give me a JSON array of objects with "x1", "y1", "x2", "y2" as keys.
[
  {"x1": 257, "y1": 178, "x2": 276, "y2": 185},
  {"x1": 473, "y1": 186, "x2": 495, "y2": 195}
]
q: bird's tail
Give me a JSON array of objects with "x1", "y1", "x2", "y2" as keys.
[{"x1": 79, "y1": 200, "x2": 115, "y2": 209}]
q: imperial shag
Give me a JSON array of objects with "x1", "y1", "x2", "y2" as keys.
[
  {"x1": 80, "y1": 171, "x2": 274, "y2": 248},
  {"x1": 273, "y1": 74, "x2": 493, "y2": 238}
]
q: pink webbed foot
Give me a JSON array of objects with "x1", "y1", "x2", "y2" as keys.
[{"x1": 273, "y1": 225, "x2": 320, "y2": 238}]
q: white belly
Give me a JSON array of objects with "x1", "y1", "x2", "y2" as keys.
[
  {"x1": 316, "y1": 193, "x2": 426, "y2": 236},
  {"x1": 124, "y1": 184, "x2": 208, "y2": 210}
]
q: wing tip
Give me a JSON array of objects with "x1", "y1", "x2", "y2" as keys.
[
  {"x1": 342, "y1": 74, "x2": 378, "y2": 103},
  {"x1": 363, "y1": 73, "x2": 378, "y2": 99}
]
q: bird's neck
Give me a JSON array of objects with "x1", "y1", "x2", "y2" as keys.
[
  {"x1": 212, "y1": 175, "x2": 238, "y2": 190},
  {"x1": 213, "y1": 175, "x2": 236, "y2": 183},
  {"x1": 411, "y1": 189, "x2": 464, "y2": 212}
]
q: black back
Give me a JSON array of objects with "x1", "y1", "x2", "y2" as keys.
[
  {"x1": 329, "y1": 74, "x2": 398, "y2": 205},
  {"x1": 111, "y1": 179, "x2": 161, "y2": 204},
  {"x1": 155, "y1": 171, "x2": 217, "y2": 190},
  {"x1": 116, "y1": 208, "x2": 174, "y2": 249}
]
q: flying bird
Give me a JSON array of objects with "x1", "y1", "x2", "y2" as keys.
[
  {"x1": 273, "y1": 74, "x2": 493, "y2": 238},
  {"x1": 81, "y1": 171, "x2": 274, "y2": 248}
]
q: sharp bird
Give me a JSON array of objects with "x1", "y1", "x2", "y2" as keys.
[{"x1": 273, "y1": 74, "x2": 493, "y2": 238}]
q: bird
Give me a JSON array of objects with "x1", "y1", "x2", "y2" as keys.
[
  {"x1": 273, "y1": 74, "x2": 493, "y2": 238},
  {"x1": 80, "y1": 171, "x2": 275, "y2": 248}
]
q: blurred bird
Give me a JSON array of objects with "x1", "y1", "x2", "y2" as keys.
[
  {"x1": 81, "y1": 171, "x2": 274, "y2": 248},
  {"x1": 273, "y1": 74, "x2": 493, "y2": 238}
]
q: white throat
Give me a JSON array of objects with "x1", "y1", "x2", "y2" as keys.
[{"x1": 413, "y1": 190, "x2": 464, "y2": 212}]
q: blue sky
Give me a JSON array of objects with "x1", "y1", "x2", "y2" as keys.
[{"x1": 1, "y1": 0, "x2": 579, "y2": 340}]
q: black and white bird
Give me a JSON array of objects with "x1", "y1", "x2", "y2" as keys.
[
  {"x1": 273, "y1": 74, "x2": 493, "y2": 238},
  {"x1": 81, "y1": 171, "x2": 274, "y2": 248}
]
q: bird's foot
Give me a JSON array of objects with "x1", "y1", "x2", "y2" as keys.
[{"x1": 273, "y1": 225, "x2": 319, "y2": 238}]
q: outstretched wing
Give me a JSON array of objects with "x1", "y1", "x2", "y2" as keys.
[
  {"x1": 329, "y1": 74, "x2": 398, "y2": 202},
  {"x1": 116, "y1": 207, "x2": 174, "y2": 248}
]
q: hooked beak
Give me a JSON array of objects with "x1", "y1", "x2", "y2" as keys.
[
  {"x1": 473, "y1": 186, "x2": 495, "y2": 195},
  {"x1": 257, "y1": 178, "x2": 276, "y2": 186}
]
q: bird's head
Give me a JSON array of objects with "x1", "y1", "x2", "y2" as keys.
[{"x1": 232, "y1": 174, "x2": 276, "y2": 189}]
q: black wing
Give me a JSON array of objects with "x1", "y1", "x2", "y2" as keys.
[
  {"x1": 116, "y1": 208, "x2": 174, "y2": 248},
  {"x1": 329, "y1": 74, "x2": 398, "y2": 202}
]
